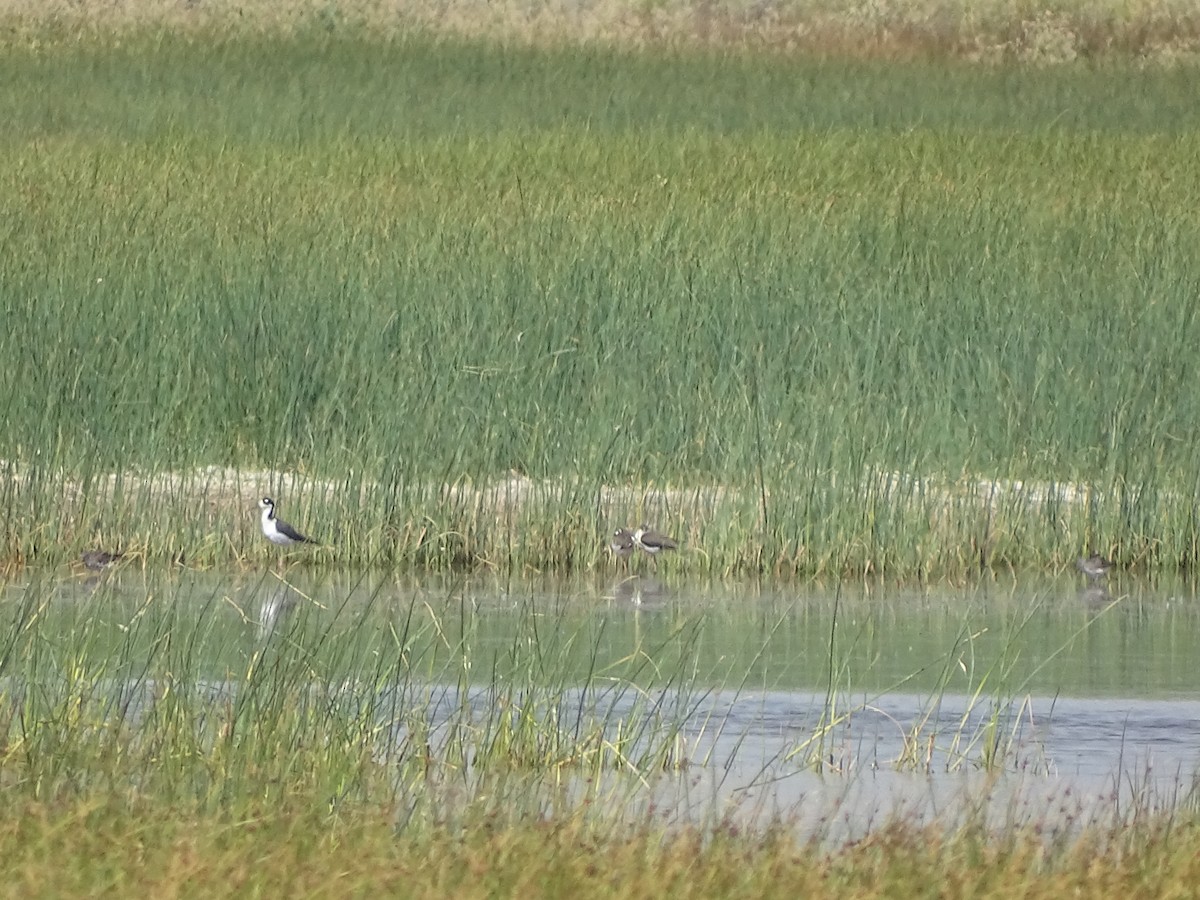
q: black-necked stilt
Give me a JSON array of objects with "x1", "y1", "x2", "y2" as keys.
[
  {"x1": 633, "y1": 525, "x2": 678, "y2": 557},
  {"x1": 258, "y1": 497, "x2": 318, "y2": 546},
  {"x1": 1075, "y1": 554, "x2": 1114, "y2": 580},
  {"x1": 610, "y1": 527, "x2": 636, "y2": 563},
  {"x1": 81, "y1": 549, "x2": 124, "y2": 571}
]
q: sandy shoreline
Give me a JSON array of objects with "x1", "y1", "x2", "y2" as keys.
[{"x1": 1, "y1": 458, "x2": 1109, "y2": 523}]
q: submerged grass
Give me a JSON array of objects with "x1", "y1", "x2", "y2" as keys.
[
  {"x1": 4, "y1": 27, "x2": 1200, "y2": 576},
  {"x1": 0, "y1": 569, "x2": 1178, "y2": 806},
  {"x1": 0, "y1": 572, "x2": 714, "y2": 810}
]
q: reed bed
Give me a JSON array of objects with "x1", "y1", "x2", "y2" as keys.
[{"x1": 4, "y1": 29, "x2": 1200, "y2": 577}]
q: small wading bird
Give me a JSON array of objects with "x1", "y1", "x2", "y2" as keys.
[
  {"x1": 610, "y1": 527, "x2": 636, "y2": 564},
  {"x1": 258, "y1": 497, "x2": 319, "y2": 546},
  {"x1": 81, "y1": 549, "x2": 124, "y2": 571},
  {"x1": 633, "y1": 524, "x2": 678, "y2": 558},
  {"x1": 1076, "y1": 553, "x2": 1114, "y2": 580}
]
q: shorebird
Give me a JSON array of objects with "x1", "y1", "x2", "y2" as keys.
[
  {"x1": 633, "y1": 524, "x2": 678, "y2": 557},
  {"x1": 1076, "y1": 554, "x2": 1114, "y2": 580},
  {"x1": 610, "y1": 527, "x2": 636, "y2": 563},
  {"x1": 258, "y1": 497, "x2": 319, "y2": 547},
  {"x1": 81, "y1": 549, "x2": 124, "y2": 571}
]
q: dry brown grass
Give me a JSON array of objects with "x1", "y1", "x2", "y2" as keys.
[
  {"x1": 1, "y1": 0, "x2": 1199, "y2": 63},
  {"x1": 2, "y1": 793, "x2": 1199, "y2": 898}
]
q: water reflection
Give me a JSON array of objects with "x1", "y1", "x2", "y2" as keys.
[
  {"x1": 257, "y1": 583, "x2": 300, "y2": 641},
  {"x1": 23, "y1": 567, "x2": 1200, "y2": 699},
  {"x1": 608, "y1": 575, "x2": 672, "y2": 609},
  {"x1": 1078, "y1": 582, "x2": 1112, "y2": 611},
  {"x1": 9, "y1": 567, "x2": 1200, "y2": 837}
]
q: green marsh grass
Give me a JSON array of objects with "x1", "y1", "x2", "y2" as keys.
[
  {"x1": 3, "y1": 18, "x2": 1200, "y2": 896},
  {"x1": 5, "y1": 30, "x2": 1200, "y2": 576}
]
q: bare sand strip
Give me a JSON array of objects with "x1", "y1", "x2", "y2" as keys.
[{"x1": 0, "y1": 458, "x2": 1107, "y2": 526}]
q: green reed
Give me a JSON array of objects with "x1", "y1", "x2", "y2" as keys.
[
  {"x1": 0, "y1": 572, "x2": 728, "y2": 808},
  {"x1": 3, "y1": 29, "x2": 1200, "y2": 575},
  {"x1": 2, "y1": 569, "x2": 1194, "y2": 893}
]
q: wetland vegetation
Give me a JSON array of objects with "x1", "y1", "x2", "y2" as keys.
[
  {"x1": 3, "y1": 3, "x2": 1200, "y2": 894},
  {"x1": 4, "y1": 16, "x2": 1200, "y2": 576}
]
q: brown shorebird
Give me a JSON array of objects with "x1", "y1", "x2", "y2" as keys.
[
  {"x1": 1075, "y1": 554, "x2": 1114, "y2": 580},
  {"x1": 81, "y1": 549, "x2": 124, "y2": 571},
  {"x1": 633, "y1": 525, "x2": 678, "y2": 558},
  {"x1": 610, "y1": 527, "x2": 636, "y2": 564}
]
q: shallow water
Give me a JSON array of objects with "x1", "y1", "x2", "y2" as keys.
[{"x1": 8, "y1": 565, "x2": 1200, "y2": 834}]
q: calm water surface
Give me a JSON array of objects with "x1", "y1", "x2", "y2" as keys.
[{"x1": 9, "y1": 565, "x2": 1200, "y2": 835}]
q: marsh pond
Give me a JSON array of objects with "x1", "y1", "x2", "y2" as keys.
[{"x1": 8, "y1": 566, "x2": 1198, "y2": 840}]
